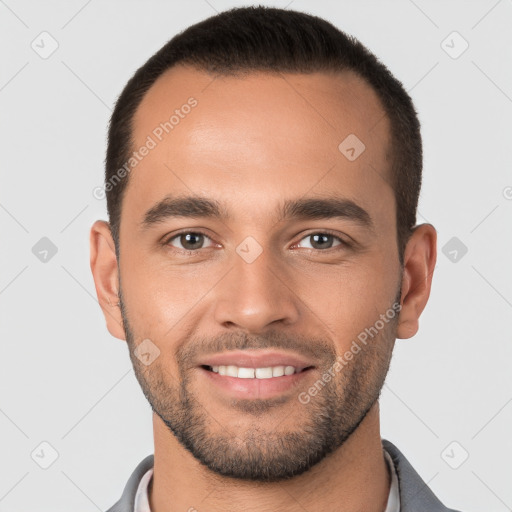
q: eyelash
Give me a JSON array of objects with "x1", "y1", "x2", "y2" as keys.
[{"x1": 163, "y1": 229, "x2": 352, "y2": 255}]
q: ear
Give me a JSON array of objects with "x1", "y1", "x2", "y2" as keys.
[
  {"x1": 396, "y1": 223, "x2": 437, "y2": 339},
  {"x1": 89, "y1": 220, "x2": 126, "y2": 341}
]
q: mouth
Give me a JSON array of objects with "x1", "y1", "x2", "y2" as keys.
[
  {"x1": 196, "y1": 350, "x2": 317, "y2": 400},
  {"x1": 200, "y1": 364, "x2": 314, "y2": 379}
]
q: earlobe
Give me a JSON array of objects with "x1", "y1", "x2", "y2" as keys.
[
  {"x1": 396, "y1": 224, "x2": 437, "y2": 340},
  {"x1": 89, "y1": 220, "x2": 126, "y2": 341}
]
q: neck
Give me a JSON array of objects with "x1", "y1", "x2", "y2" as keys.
[{"x1": 149, "y1": 402, "x2": 390, "y2": 512}]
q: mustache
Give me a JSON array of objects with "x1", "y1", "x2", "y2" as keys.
[{"x1": 176, "y1": 331, "x2": 337, "y2": 368}]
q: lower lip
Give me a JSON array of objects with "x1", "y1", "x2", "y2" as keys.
[{"x1": 199, "y1": 367, "x2": 314, "y2": 400}]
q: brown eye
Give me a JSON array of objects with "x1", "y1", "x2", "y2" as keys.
[
  {"x1": 166, "y1": 232, "x2": 213, "y2": 252},
  {"x1": 297, "y1": 232, "x2": 345, "y2": 251}
]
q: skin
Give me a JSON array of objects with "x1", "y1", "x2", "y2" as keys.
[{"x1": 90, "y1": 64, "x2": 436, "y2": 511}]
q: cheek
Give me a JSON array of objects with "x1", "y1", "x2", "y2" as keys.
[
  {"x1": 120, "y1": 254, "x2": 216, "y2": 337},
  {"x1": 306, "y1": 261, "x2": 398, "y2": 346}
]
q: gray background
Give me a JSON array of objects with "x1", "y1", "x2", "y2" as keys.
[{"x1": 1, "y1": 0, "x2": 511, "y2": 510}]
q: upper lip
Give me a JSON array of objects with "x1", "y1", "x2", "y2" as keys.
[{"x1": 199, "y1": 350, "x2": 316, "y2": 372}]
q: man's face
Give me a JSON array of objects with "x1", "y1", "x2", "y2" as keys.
[{"x1": 116, "y1": 66, "x2": 402, "y2": 481}]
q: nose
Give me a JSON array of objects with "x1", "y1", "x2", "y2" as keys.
[{"x1": 213, "y1": 249, "x2": 301, "y2": 333}]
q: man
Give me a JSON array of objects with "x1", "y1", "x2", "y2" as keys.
[{"x1": 90, "y1": 6, "x2": 462, "y2": 512}]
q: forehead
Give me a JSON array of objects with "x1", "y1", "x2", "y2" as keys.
[{"x1": 125, "y1": 65, "x2": 393, "y2": 229}]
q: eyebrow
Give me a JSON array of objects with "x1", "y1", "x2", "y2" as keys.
[{"x1": 141, "y1": 194, "x2": 374, "y2": 232}]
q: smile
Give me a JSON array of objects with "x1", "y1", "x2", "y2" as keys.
[{"x1": 203, "y1": 364, "x2": 312, "y2": 379}]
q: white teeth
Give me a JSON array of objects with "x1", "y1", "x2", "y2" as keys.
[
  {"x1": 255, "y1": 367, "x2": 273, "y2": 379},
  {"x1": 226, "y1": 365, "x2": 238, "y2": 377},
  {"x1": 272, "y1": 366, "x2": 285, "y2": 377},
  {"x1": 210, "y1": 364, "x2": 304, "y2": 378},
  {"x1": 284, "y1": 365, "x2": 295, "y2": 376},
  {"x1": 237, "y1": 367, "x2": 255, "y2": 378}
]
